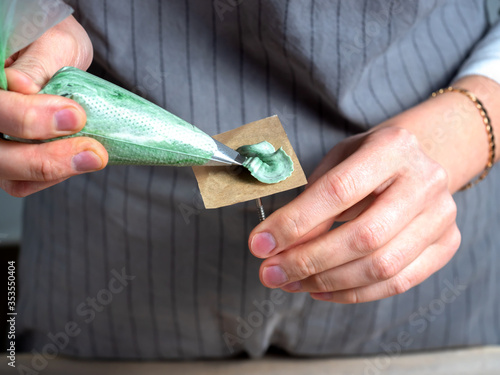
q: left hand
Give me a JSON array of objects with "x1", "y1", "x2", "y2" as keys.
[
  {"x1": 0, "y1": 16, "x2": 107, "y2": 198},
  {"x1": 248, "y1": 125, "x2": 461, "y2": 303}
]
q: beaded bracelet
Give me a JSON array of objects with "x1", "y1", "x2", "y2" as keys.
[{"x1": 431, "y1": 87, "x2": 496, "y2": 190}]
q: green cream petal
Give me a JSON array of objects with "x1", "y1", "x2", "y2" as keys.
[{"x1": 237, "y1": 141, "x2": 294, "y2": 184}]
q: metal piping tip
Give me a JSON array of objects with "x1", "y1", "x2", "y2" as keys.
[{"x1": 205, "y1": 138, "x2": 247, "y2": 166}]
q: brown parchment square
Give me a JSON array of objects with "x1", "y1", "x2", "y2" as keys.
[{"x1": 192, "y1": 115, "x2": 307, "y2": 209}]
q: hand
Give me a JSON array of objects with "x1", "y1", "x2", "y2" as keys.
[
  {"x1": 0, "y1": 16, "x2": 108, "y2": 197},
  {"x1": 248, "y1": 126, "x2": 461, "y2": 303}
]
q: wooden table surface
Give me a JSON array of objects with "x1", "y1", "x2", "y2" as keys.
[{"x1": 2, "y1": 346, "x2": 499, "y2": 375}]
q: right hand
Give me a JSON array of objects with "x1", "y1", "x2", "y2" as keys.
[{"x1": 0, "y1": 16, "x2": 108, "y2": 197}]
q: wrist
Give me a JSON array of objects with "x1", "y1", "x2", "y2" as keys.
[{"x1": 377, "y1": 75, "x2": 499, "y2": 193}]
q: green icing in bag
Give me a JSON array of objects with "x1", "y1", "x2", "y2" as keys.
[
  {"x1": 0, "y1": 2, "x2": 220, "y2": 167},
  {"x1": 237, "y1": 141, "x2": 294, "y2": 184},
  {"x1": 39, "y1": 67, "x2": 217, "y2": 166}
]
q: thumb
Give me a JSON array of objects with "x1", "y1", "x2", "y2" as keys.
[{"x1": 5, "y1": 16, "x2": 93, "y2": 94}]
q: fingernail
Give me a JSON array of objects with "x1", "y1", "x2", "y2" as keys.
[
  {"x1": 262, "y1": 265, "x2": 288, "y2": 287},
  {"x1": 72, "y1": 151, "x2": 103, "y2": 172},
  {"x1": 251, "y1": 232, "x2": 276, "y2": 256},
  {"x1": 55, "y1": 108, "x2": 80, "y2": 131},
  {"x1": 311, "y1": 292, "x2": 333, "y2": 300},
  {"x1": 283, "y1": 281, "x2": 301, "y2": 292}
]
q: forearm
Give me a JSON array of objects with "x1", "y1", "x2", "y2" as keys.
[{"x1": 378, "y1": 75, "x2": 500, "y2": 193}]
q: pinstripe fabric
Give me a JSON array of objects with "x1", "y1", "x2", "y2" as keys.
[
  {"x1": 16, "y1": 0, "x2": 500, "y2": 359},
  {"x1": 255, "y1": 0, "x2": 277, "y2": 352}
]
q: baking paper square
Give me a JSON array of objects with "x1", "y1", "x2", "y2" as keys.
[{"x1": 192, "y1": 115, "x2": 307, "y2": 209}]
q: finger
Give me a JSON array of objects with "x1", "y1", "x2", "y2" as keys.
[
  {"x1": 307, "y1": 148, "x2": 345, "y2": 186},
  {"x1": 307, "y1": 133, "x2": 366, "y2": 184},
  {"x1": 1, "y1": 177, "x2": 69, "y2": 198},
  {"x1": 310, "y1": 224, "x2": 461, "y2": 303},
  {"x1": 0, "y1": 91, "x2": 86, "y2": 139},
  {"x1": 331, "y1": 174, "x2": 396, "y2": 223},
  {"x1": 6, "y1": 16, "x2": 93, "y2": 94},
  {"x1": 287, "y1": 219, "x2": 335, "y2": 249},
  {"x1": 5, "y1": 52, "x2": 19, "y2": 68},
  {"x1": 287, "y1": 194, "x2": 457, "y2": 293},
  {"x1": 4, "y1": 68, "x2": 42, "y2": 95},
  {"x1": 283, "y1": 192, "x2": 389, "y2": 248},
  {"x1": 249, "y1": 127, "x2": 417, "y2": 258},
  {"x1": 334, "y1": 193, "x2": 376, "y2": 222},
  {"x1": 258, "y1": 175, "x2": 431, "y2": 288},
  {"x1": 0, "y1": 137, "x2": 108, "y2": 182}
]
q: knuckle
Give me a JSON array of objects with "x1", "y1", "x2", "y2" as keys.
[
  {"x1": 322, "y1": 171, "x2": 356, "y2": 208},
  {"x1": 398, "y1": 128, "x2": 419, "y2": 148},
  {"x1": 390, "y1": 274, "x2": 413, "y2": 296},
  {"x1": 47, "y1": 26, "x2": 92, "y2": 70},
  {"x1": 382, "y1": 127, "x2": 421, "y2": 172},
  {"x1": 436, "y1": 195, "x2": 457, "y2": 225},
  {"x1": 48, "y1": 27, "x2": 78, "y2": 52},
  {"x1": 445, "y1": 197, "x2": 458, "y2": 221},
  {"x1": 38, "y1": 158, "x2": 56, "y2": 182},
  {"x1": 342, "y1": 290, "x2": 360, "y2": 304},
  {"x1": 430, "y1": 164, "x2": 449, "y2": 188},
  {"x1": 354, "y1": 220, "x2": 386, "y2": 254},
  {"x1": 19, "y1": 55, "x2": 50, "y2": 81},
  {"x1": 311, "y1": 274, "x2": 332, "y2": 293},
  {"x1": 449, "y1": 225, "x2": 462, "y2": 251},
  {"x1": 386, "y1": 127, "x2": 419, "y2": 149},
  {"x1": 29, "y1": 147, "x2": 68, "y2": 182},
  {"x1": 371, "y1": 252, "x2": 400, "y2": 281},
  {"x1": 404, "y1": 130, "x2": 420, "y2": 149},
  {"x1": 276, "y1": 211, "x2": 303, "y2": 242},
  {"x1": 419, "y1": 160, "x2": 447, "y2": 191},
  {"x1": 19, "y1": 106, "x2": 37, "y2": 139},
  {"x1": 295, "y1": 253, "x2": 319, "y2": 279}
]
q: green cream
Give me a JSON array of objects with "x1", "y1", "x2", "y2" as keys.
[
  {"x1": 237, "y1": 141, "x2": 294, "y2": 184},
  {"x1": 40, "y1": 67, "x2": 217, "y2": 166}
]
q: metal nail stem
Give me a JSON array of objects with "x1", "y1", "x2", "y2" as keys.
[{"x1": 255, "y1": 198, "x2": 266, "y2": 222}]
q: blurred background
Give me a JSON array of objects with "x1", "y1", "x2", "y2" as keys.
[{"x1": 0, "y1": 190, "x2": 23, "y2": 247}]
